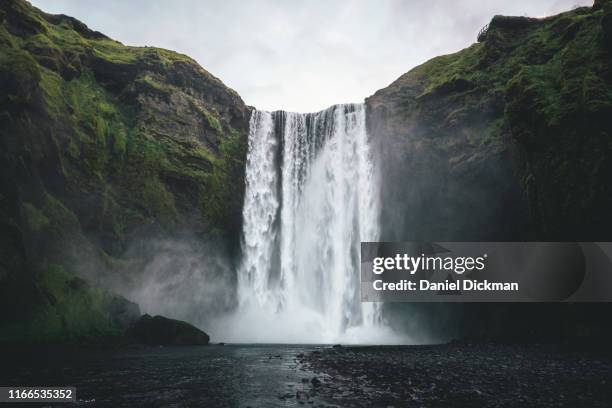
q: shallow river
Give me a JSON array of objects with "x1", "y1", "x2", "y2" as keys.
[{"x1": 0, "y1": 344, "x2": 328, "y2": 407}]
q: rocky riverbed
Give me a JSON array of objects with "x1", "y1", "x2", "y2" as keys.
[
  {"x1": 298, "y1": 342, "x2": 612, "y2": 407},
  {"x1": 1, "y1": 342, "x2": 611, "y2": 406}
]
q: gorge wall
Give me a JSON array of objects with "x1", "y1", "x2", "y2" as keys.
[
  {"x1": 0, "y1": 0, "x2": 250, "y2": 342},
  {"x1": 366, "y1": 1, "x2": 612, "y2": 342}
]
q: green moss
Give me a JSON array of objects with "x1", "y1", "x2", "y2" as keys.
[
  {"x1": 581, "y1": 72, "x2": 612, "y2": 114},
  {"x1": 60, "y1": 70, "x2": 134, "y2": 176},
  {"x1": 91, "y1": 39, "x2": 138, "y2": 64},
  {"x1": 190, "y1": 99, "x2": 223, "y2": 135},
  {"x1": 42, "y1": 193, "x2": 78, "y2": 227},
  {"x1": 136, "y1": 73, "x2": 170, "y2": 95},
  {"x1": 151, "y1": 47, "x2": 195, "y2": 65},
  {"x1": 0, "y1": 264, "x2": 124, "y2": 343},
  {"x1": 3, "y1": 0, "x2": 49, "y2": 36},
  {"x1": 20, "y1": 194, "x2": 78, "y2": 236},
  {"x1": 416, "y1": 44, "x2": 483, "y2": 97},
  {"x1": 0, "y1": 47, "x2": 42, "y2": 109},
  {"x1": 202, "y1": 129, "x2": 246, "y2": 230},
  {"x1": 141, "y1": 177, "x2": 177, "y2": 222},
  {"x1": 204, "y1": 109, "x2": 223, "y2": 135},
  {"x1": 38, "y1": 69, "x2": 64, "y2": 115},
  {"x1": 23, "y1": 33, "x2": 61, "y2": 58},
  {"x1": 0, "y1": 24, "x2": 17, "y2": 48},
  {"x1": 112, "y1": 126, "x2": 127, "y2": 157},
  {"x1": 89, "y1": 40, "x2": 195, "y2": 69},
  {"x1": 479, "y1": 118, "x2": 505, "y2": 147},
  {"x1": 22, "y1": 202, "x2": 50, "y2": 231}
]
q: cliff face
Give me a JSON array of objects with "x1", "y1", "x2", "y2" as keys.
[
  {"x1": 367, "y1": 2, "x2": 612, "y2": 242},
  {"x1": 367, "y1": 1, "x2": 612, "y2": 342},
  {"x1": 0, "y1": 0, "x2": 250, "y2": 342}
]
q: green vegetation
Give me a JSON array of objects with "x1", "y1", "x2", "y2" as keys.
[
  {"x1": 202, "y1": 129, "x2": 248, "y2": 234},
  {"x1": 0, "y1": 264, "x2": 129, "y2": 343},
  {"x1": 195, "y1": 103, "x2": 224, "y2": 135},
  {"x1": 21, "y1": 202, "x2": 50, "y2": 232}
]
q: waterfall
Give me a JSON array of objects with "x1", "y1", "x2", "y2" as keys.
[{"x1": 234, "y1": 103, "x2": 387, "y2": 343}]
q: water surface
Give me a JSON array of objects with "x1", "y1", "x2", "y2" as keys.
[{"x1": 0, "y1": 344, "x2": 327, "y2": 407}]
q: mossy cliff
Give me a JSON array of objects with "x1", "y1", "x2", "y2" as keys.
[
  {"x1": 0, "y1": 0, "x2": 250, "y2": 342},
  {"x1": 367, "y1": 1, "x2": 612, "y2": 342},
  {"x1": 367, "y1": 1, "x2": 612, "y2": 241}
]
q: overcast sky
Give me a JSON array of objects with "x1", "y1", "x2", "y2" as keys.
[{"x1": 31, "y1": 0, "x2": 592, "y2": 112}]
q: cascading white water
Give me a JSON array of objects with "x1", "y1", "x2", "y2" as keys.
[{"x1": 228, "y1": 103, "x2": 392, "y2": 343}]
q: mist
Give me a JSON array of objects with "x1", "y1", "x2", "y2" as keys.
[{"x1": 121, "y1": 239, "x2": 237, "y2": 328}]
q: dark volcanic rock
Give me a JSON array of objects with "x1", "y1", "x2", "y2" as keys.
[
  {"x1": 128, "y1": 314, "x2": 210, "y2": 346},
  {"x1": 108, "y1": 295, "x2": 141, "y2": 330}
]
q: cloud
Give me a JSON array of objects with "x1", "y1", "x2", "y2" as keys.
[{"x1": 31, "y1": 0, "x2": 593, "y2": 112}]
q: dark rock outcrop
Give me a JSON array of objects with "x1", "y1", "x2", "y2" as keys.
[{"x1": 128, "y1": 314, "x2": 210, "y2": 346}]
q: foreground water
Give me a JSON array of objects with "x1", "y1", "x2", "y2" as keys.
[
  {"x1": 0, "y1": 344, "x2": 327, "y2": 407},
  {"x1": 2, "y1": 342, "x2": 610, "y2": 407}
]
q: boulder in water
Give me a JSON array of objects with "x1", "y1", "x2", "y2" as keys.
[{"x1": 128, "y1": 314, "x2": 210, "y2": 346}]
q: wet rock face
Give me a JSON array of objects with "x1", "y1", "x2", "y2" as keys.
[
  {"x1": 128, "y1": 314, "x2": 210, "y2": 346},
  {"x1": 602, "y1": 2, "x2": 612, "y2": 51},
  {"x1": 365, "y1": 52, "x2": 528, "y2": 242},
  {"x1": 366, "y1": 2, "x2": 612, "y2": 242},
  {"x1": 108, "y1": 295, "x2": 142, "y2": 330}
]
